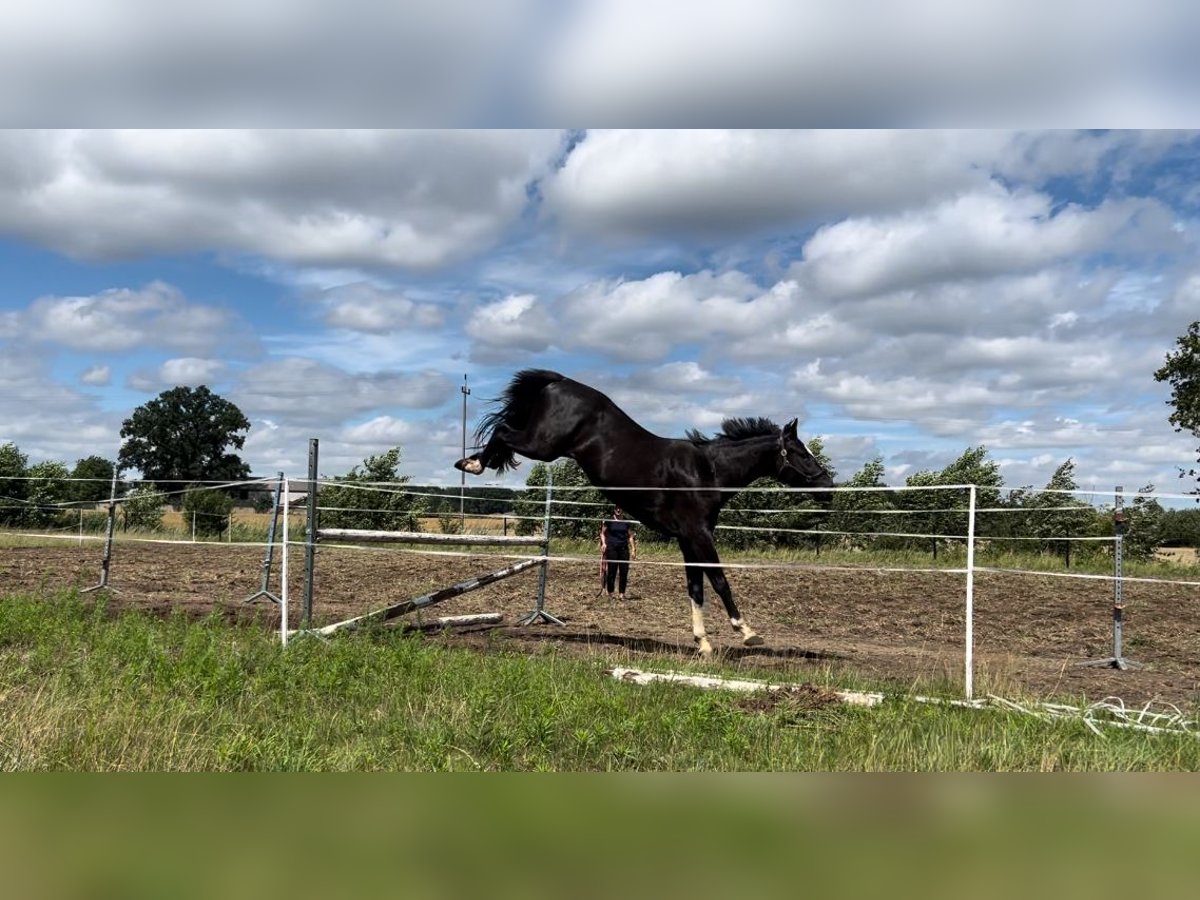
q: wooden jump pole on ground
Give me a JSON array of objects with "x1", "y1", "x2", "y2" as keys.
[
  {"x1": 298, "y1": 557, "x2": 542, "y2": 637},
  {"x1": 295, "y1": 443, "x2": 560, "y2": 637}
]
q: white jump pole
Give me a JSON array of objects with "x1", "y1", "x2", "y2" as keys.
[
  {"x1": 965, "y1": 484, "x2": 976, "y2": 700},
  {"x1": 281, "y1": 476, "x2": 290, "y2": 647}
]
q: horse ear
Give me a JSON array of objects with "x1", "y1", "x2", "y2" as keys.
[{"x1": 783, "y1": 418, "x2": 798, "y2": 438}]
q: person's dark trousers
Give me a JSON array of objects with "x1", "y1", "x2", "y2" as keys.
[{"x1": 605, "y1": 546, "x2": 630, "y2": 595}]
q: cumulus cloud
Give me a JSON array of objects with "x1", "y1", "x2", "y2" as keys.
[
  {"x1": 16, "y1": 281, "x2": 250, "y2": 356},
  {"x1": 0, "y1": 130, "x2": 563, "y2": 270},
  {"x1": 796, "y1": 185, "x2": 1178, "y2": 297},
  {"x1": 464, "y1": 294, "x2": 555, "y2": 362},
  {"x1": 537, "y1": 0, "x2": 1200, "y2": 125},
  {"x1": 554, "y1": 271, "x2": 797, "y2": 362},
  {"x1": 639, "y1": 361, "x2": 743, "y2": 395},
  {"x1": 0, "y1": 349, "x2": 118, "y2": 460},
  {"x1": 319, "y1": 282, "x2": 445, "y2": 333},
  {"x1": 0, "y1": 1, "x2": 548, "y2": 124},
  {"x1": 230, "y1": 358, "x2": 452, "y2": 427},
  {"x1": 544, "y1": 130, "x2": 1004, "y2": 237},
  {"x1": 79, "y1": 365, "x2": 111, "y2": 386},
  {"x1": 128, "y1": 358, "x2": 228, "y2": 391}
]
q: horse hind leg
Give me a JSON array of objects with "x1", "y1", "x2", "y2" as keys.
[{"x1": 456, "y1": 424, "x2": 523, "y2": 475}]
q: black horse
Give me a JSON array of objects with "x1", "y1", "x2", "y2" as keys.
[{"x1": 455, "y1": 369, "x2": 834, "y2": 656}]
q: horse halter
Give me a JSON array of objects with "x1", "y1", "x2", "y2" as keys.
[{"x1": 777, "y1": 434, "x2": 812, "y2": 479}]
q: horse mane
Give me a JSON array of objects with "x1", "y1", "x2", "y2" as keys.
[{"x1": 687, "y1": 417, "x2": 780, "y2": 445}]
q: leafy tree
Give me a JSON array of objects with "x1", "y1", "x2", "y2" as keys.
[
  {"x1": 25, "y1": 460, "x2": 71, "y2": 527},
  {"x1": 0, "y1": 442, "x2": 28, "y2": 525},
  {"x1": 118, "y1": 386, "x2": 251, "y2": 490},
  {"x1": 1154, "y1": 320, "x2": 1200, "y2": 488},
  {"x1": 70, "y1": 456, "x2": 117, "y2": 504},
  {"x1": 1160, "y1": 508, "x2": 1200, "y2": 548},
  {"x1": 514, "y1": 459, "x2": 606, "y2": 540},
  {"x1": 319, "y1": 447, "x2": 426, "y2": 531},
  {"x1": 182, "y1": 485, "x2": 235, "y2": 537},
  {"x1": 997, "y1": 459, "x2": 1097, "y2": 561},
  {"x1": 122, "y1": 485, "x2": 166, "y2": 531},
  {"x1": 899, "y1": 446, "x2": 1003, "y2": 550},
  {"x1": 1123, "y1": 485, "x2": 1166, "y2": 562},
  {"x1": 828, "y1": 456, "x2": 895, "y2": 550}
]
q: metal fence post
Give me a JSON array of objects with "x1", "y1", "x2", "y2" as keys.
[
  {"x1": 82, "y1": 471, "x2": 119, "y2": 595},
  {"x1": 517, "y1": 467, "x2": 564, "y2": 626},
  {"x1": 964, "y1": 484, "x2": 976, "y2": 700},
  {"x1": 303, "y1": 439, "x2": 319, "y2": 626},
  {"x1": 281, "y1": 476, "x2": 290, "y2": 647},
  {"x1": 243, "y1": 471, "x2": 284, "y2": 605},
  {"x1": 1078, "y1": 486, "x2": 1141, "y2": 671}
]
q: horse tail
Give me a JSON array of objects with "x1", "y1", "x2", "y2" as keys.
[{"x1": 474, "y1": 369, "x2": 565, "y2": 473}]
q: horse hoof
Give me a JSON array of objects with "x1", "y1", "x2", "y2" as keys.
[
  {"x1": 455, "y1": 458, "x2": 484, "y2": 475},
  {"x1": 742, "y1": 634, "x2": 764, "y2": 647}
]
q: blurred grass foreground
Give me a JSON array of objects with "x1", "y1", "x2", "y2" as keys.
[{"x1": 3, "y1": 589, "x2": 1200, "y2": 773}]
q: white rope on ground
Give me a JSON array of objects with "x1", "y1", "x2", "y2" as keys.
[
  {"x1": 987, "y1": 695, "x2": 1200, "y2": 738},
  {"x1": 607, "y1": 668, "x2": 1200, "y2": 739}
]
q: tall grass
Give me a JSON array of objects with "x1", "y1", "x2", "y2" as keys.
[{"x1": 3, "y1": 589, "x2": 1198, "y2": 771}]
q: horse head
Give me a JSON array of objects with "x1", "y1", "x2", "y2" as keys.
[{"x1": 776, "y1": 419, "x2": 835, "y2": 506}]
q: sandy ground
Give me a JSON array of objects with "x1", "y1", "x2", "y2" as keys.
[{"x1": 3, "y1": 539, "x2": 1199, "y2": 709}]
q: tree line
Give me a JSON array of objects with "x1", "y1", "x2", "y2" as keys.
[
  {"x1": 3, "y1": 313, "x2": 1199, "y2": 549},
  {"x1": 501, "y1": 444, "x2": 1199, "y2": 561}
]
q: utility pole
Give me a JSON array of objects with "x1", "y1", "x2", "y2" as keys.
[{"x1": 460, "y1": 374, "x2": 470, "y2": 527}]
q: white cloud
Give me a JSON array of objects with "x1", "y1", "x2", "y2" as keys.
[
  {"x1": 158, "y1": 357, "x2": 225, "y2": 386},
  {"x1": 464, "y1": 294, "x2": 554, "y2": 361},
  {"x1": 319, "y1": 282, "x2": 445, "y2": 333},
  {"x1": 0, "y1": 131, "x2": 563, "y2": 270},
  {"x1": 639, "y1": 361, "x2": 742, "y2": 395},
  {"x1": 79, "y1": 365, "x2": 111, "y2": 386},
  {"x1": 544, "y1": 130, "x2": 1006, "y2": 238},
  {"x1": 538, "y1": 0, "x2": 1199, "y2": 125},
  {"x1": 797, "y1": 185, "x2": 1178, "y2": 297},
  {"x1": 0, "y1": 1, "x2": 549, "y2": 124},
  {"x1": 555, "y1": 271, "x2": 796, "y2": 361},
  {"x1": 19, "y1": 281, "x2": 249, "y2": 355},
  {"x1": 0, "y1": 349, "x2": 119, "y2": 461},
  {"x1": 230, "y1": 358, "x2": 452, "y2": 427}
]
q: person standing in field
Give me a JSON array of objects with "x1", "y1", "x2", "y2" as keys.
[{"x1": 600, "y1": 505, "x2": 637, "y2": 601}]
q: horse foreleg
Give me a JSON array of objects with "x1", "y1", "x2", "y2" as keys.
[
  {"x1": 684, "y1": 564, "x2": 713, "y2": 658},
  {"x1": 694, "y1": 535, "x2": 763, "y2": 647}
]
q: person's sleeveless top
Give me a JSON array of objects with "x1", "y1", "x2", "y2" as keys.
[{"x1": 605, "y1": 520, "x2": 630, "y2": 550}]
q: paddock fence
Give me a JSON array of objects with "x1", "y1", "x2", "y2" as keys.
[{"x1": 3, "y1": 465, "x2": 1199, "y2": 705}]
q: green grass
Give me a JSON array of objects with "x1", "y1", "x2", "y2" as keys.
[{"x1": 3, "y1": 589, "x2": 1199, "y2": 771}]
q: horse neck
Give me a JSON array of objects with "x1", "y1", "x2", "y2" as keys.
[{"x1": 706, "y1": 436, "x2": 778, "y2": 489}]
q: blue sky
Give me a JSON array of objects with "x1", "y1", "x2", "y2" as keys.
[{"x1": 1, "y1": 129, "x2": 1199, "y2": 493}]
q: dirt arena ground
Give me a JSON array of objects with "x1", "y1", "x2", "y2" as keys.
[{"x1": 3, "y1": 539, "x2": 1199, "y2": 709}]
